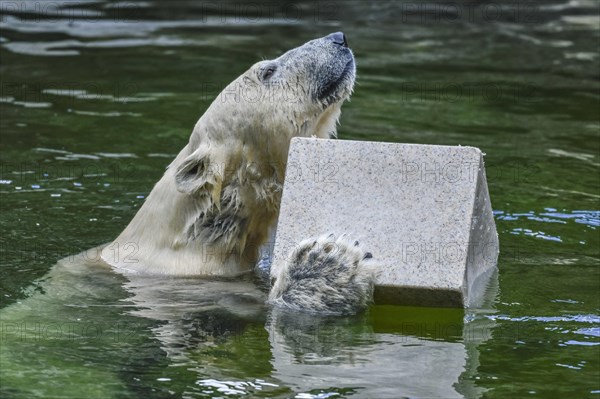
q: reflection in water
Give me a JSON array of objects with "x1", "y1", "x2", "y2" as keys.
[
  {"x1": 267, "y1": 308, "x2": 480, "y2": 398},
  {"x1": 0, "y1": 251, "x2": 498, "y2": 398}
]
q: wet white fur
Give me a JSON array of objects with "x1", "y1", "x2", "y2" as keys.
[
  {"x1": 101, "y1": 37, "x2": 353, "y2": 277},
  {"x1": 269, "y1": 234, "x2": 376, "y2": 315}
]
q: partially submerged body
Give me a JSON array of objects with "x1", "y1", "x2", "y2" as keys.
[{"x1": 100, "y1": 32, "x2": 375, "y2": 315}]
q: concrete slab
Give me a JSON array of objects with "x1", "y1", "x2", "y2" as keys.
[{"x1": 270, "y1": 138, "x2": 499, "y2": 308}]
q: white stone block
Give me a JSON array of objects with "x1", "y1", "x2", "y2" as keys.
[{"x1": 270, "y1": 138, "x2": 499, "y2": 308}]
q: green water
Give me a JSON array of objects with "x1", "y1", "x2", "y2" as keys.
[{"x1": 1, "y1": 1, "x2": 598, "y2": 398}]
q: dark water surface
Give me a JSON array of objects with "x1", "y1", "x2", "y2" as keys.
[{"x1": 1, "y1": 1, "x2": 598, "y2": 398}]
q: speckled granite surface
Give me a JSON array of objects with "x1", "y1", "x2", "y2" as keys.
[{"x1": 271, "y1": 137, "x2": 499, "y2": 308}]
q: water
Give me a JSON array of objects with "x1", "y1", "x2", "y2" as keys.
[{"x1": 1, "y1": 1, "x2": 598, "y2": 398}]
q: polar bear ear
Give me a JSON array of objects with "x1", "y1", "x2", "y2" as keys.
[{"x1": 175, "y1": 148, "x2": 222, "y2": 205}]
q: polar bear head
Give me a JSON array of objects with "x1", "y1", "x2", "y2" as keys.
[
  {"x1": 185, "y1": 32, "x2": 356, "y2": 153},
  {"x1": 105, "y1": 33, "x2": 356, "y2": 276}
]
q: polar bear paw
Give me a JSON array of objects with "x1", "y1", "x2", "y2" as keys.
[{"x1": 268, "y1": 234, "x2": 375, "y2": 315}]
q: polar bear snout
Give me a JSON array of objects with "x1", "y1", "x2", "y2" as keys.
[
  {"x1": 314, "y1": 33, "x2": 355, "y2": 105},
  {"x1": 267, "y1": 32, "x2": 355, "y2": 110},
  {"x1": 325, "y1": 31, "x2": 348, "y2": 47}
]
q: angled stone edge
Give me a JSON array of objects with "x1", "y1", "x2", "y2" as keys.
[{"x1": 271, "y1": 137, "x2": 499, "y2": 308}]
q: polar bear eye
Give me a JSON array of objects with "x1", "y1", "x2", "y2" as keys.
[{"x1": 261, "y1": 66, "x2": 276, "y2": 81}]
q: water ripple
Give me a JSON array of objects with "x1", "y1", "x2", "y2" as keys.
[
  {"x1": 487, "y1": 314, "x2": 600, "y2": 324},
  {"x1": 496, "y1": 209, "x2": 599, "y2": 228},
  {"x1": 195, "y1": 378, "x2": 279, "y2": 396}
]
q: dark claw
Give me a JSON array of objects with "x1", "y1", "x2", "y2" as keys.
[
  {"x1": 354, "y1": 241, "x2": 359, "y2": 246},
  {"x1": 363, "y1": 252, "x2": 373, "y2": 259}
]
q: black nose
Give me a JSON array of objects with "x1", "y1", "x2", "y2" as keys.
[{"x1": 325, "y1": 32, "x2": 348, "y2": 48}]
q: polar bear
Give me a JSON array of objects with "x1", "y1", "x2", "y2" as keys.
[{"x1": 101, "y1": 32, "x2": 374, "y2": 315}]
